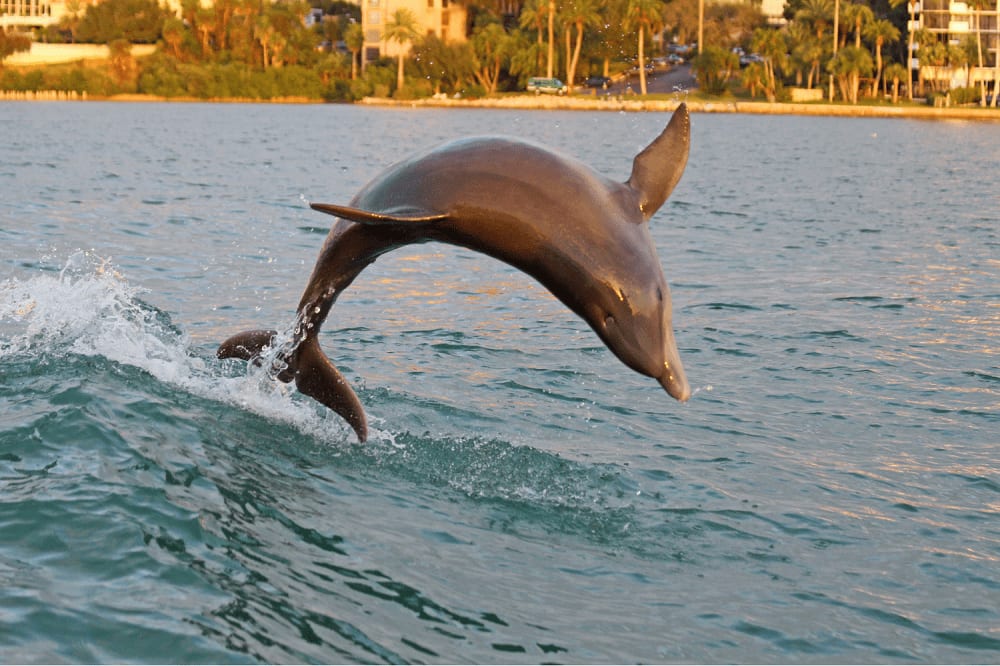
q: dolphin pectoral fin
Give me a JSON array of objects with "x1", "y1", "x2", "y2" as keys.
[
  {"x1": 217, "y1": 329, "x2": 279, "y2": 361},
  {"x1": 627, "y1": 103, "x2": 690, "y2": 220},
  {"x1": 310, "y1": 202, "x2": 448, "y2": 225},
  {"x1": 293, "y1": 336, "x2": 368, "y2": 443}
]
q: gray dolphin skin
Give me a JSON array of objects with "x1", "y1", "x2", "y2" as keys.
[{"x1": 218, "y1": 103, "x2": 692, "y2": 442}]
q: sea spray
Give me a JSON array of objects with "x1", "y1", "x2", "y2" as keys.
[{"x1": 1, "y1": 252, "x2": 356, "y2": 444}]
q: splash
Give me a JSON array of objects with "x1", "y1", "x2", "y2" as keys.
[{"x1": 0, "y1": 251, "x2": 354, "y2": 443}]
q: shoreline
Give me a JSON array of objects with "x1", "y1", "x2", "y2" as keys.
[
  {"x1": 3, "y1": 88, "x2": 1000, "y2": 120},
  {"x1": 359, "y1": 94, "x2": 1000, "y2": 121}
]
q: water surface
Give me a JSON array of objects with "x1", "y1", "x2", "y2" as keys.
[{"x1": 1, "y1": 102, "x2": 998, "y2": 663}]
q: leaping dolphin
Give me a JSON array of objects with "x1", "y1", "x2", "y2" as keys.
[{"x1": 219, "y1": 103, "x2": 692, "y2": 442}]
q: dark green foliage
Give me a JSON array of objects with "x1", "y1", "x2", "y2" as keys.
[
  {"x1": 75, "y1": 0, "x2": 169, "y2": 44},
  {"x1": 949, "y1": 86, "x2": 979, "y2": 104},
  {"x1": 691, "y1": 45, "x2": 738, "y2": 95},
  {"x1": 0, "y1": 27, "x2": 33, "y2": 64}
]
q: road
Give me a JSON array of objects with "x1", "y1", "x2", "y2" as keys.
[{"x1": 583, "y1": 63, "x2": 698, "y2": 97}]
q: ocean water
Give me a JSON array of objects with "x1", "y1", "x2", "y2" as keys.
[{"x1": 1, "y1": 101, "x2": 998, "y2": 663}]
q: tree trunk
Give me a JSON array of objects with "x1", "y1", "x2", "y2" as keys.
[
  {"x1": 874, "y1": 39, "x2": 884, "y2": 98},
  {"x1": 638, "y1": 24, "x2": 647, "y2": 94},
  {"x1": 546, "y1": 0, "x2": 555, "y2": 78},
  {"x1": 397, "y1": 53, "x2": 405, "y2": 91},
  {"x1": 975, "y1": 9, "x2": 985, "y2": 105},
  {"x1": 567, "y1": 21, "x2": 584, "y2": 90}
]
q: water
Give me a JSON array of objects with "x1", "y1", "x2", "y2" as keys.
[{"x1": 1, "y1": 102, "x2": 998, "y2": 663}]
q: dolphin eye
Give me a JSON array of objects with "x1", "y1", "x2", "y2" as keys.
[
  {"x1": 605, "y1": 315, "x2": 616, "y2": 329},
  {"x1": 656, "y1": 287, "x2": 664, "y2": 303}
]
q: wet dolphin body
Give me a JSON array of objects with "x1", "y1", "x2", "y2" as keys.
[{"x1": 219, "y1": 103, "x2": 692, "y2": 442}]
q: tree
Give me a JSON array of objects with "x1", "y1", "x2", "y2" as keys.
[
  {"x1": 625, "y1": 0, "x2": 665, "y2": 94},
  {"x1": 863, "y1": 18, "x2": 899, "y2": 96},
  {"x1": 841, "y1": 2, "x2": 873, "y2": 49},
  {"x1": 751, "y1": 27, "x2": 788, "y2": 101},
  {"x1": 411, "y1": 34, "x2": 475, "y2": 94},
  {"x1": 795, "y1": 0, "x2": 834, "y2": 41},
  {"x1": 590, "y1": 0, "x2": 629, "y2": 79},
  {"x1": 75, "y1": 0, "x2": 169, "y2": 43},
  {"x1": 0, "y1": 28, "x2": 32, "y2": 68},
  {"x1": 661, "y1": 0, "x2": 698, "y2": 45},
  {"x1": 883, "y1": 61, "x2": 906, "y2": 101},
  {"x1": 344, "y1": 21, "x2": 363, "y2": 79},
  {"x1": 162, "y1": 17, "x2": 186, "y2": 59},
  {"x1": 914, "y1": 28, "x2": 946, "y2": 94},
  {"x1": 108, "y1": 38, "x2": 137, "y2": 88},
  {"x1": 383, "y1": 8, "x2": 419, "y2": 91},
  {"x1": 788, "y1": 20, "x2": 826, "y2": 88},
  {"x1": 966, "y1": 0, "x2": 990, "y2": 105},
  {"x1": 827, "y1": 44, "x2": 873, "y2": 102},
  {"x1": 561, "y1": 0, "x2": 600, "y2": 90},
  {"x1": 888, "y1": 0, "x2": 915, "y2": 99},
  {"x1": 691, "y1": 44, "x2": 737, "y2": 94},
  {"x1": 518, "y1": 0, "x2": 550, "y2": 74},
  {"x1": 471, "y1": 21, "x2": 513, "y2": 93},
  {"x1": 58, "y1": 0, "x2": 86, "y2": 43}
]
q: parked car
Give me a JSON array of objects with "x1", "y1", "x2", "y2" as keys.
[
  {"x1": 585, "y1": 75, "x2": 612, "y2": 89},
  {"x1": 527, "y1": 77, "x2": 568, "y2": 95},
  {"x1": 666, "y1": 53, "x2": 684, "y2": 65}
]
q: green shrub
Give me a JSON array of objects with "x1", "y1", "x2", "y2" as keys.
[{"x1": 948, "y1": 86, "x2": 979, "y2": 104}]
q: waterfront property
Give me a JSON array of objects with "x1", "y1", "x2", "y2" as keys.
[{"x1": 360, "y1": 0, "x2": 469, "y2": 66}]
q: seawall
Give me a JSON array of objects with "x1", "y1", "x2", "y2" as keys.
[{"x1": 359, "y1": 94, "x2": 1000, "y2": 121}]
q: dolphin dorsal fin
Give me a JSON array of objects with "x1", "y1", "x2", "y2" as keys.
[
  {"x1": 626, "y1": 103, "x2": 690, "y2": 221},
  {"x1": 311, "y1": 202, "x2": 448, "y2": 224}
]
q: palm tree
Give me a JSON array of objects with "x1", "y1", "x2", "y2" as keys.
[
  {"x1": 751, "y1": 27, "x2": 788, "y2": 101},
  {"x1": 863, "y1": 18, "x2": 899, "y2": 96},
  {"x1": 842, "y1": 2, "x2": 873, "y2": 49},
  {"x1": 828, "y1": 44, "x2": 873, "y2": 102},
  {"x1": 344, "y1": 22, "x2": 363, "y2": 79},
  {"x1": 562, "y1": 0, "x2": 601, "y2": 90},
  {"x1": 519, "y1": 0, "x2": 549, "y2": 74},
  {"x1": 883, "y1": 61, "x2": 906, "y2": 102},
  {"x1": 625, "y1": 0, "x2": 665, "y2": 94},
  {"x1": 162, "y1": 17, "x2": 186, "y2": 59},
  {"x1": 967, "y1": 0, "x2": 990, "y2": 105},
  {"x1": 383, "y1": 8, "x2": 420, "y2": 91},
  {"x1": 547, "y1": 0, "x2": 557, "y2": 77},
  {"x1": 471, "y1": 21, "x2": 512, "y2": 93},
  {"x1": 886, "y1": 0, "x2": 914, "y2": 99},
  {"x1": 796, "y1": 0, "x2": 834, "y2": 41}
]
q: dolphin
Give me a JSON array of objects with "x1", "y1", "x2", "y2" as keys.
[{"x1": 219, "y1": 103, "x2": 692, "y2": 442}]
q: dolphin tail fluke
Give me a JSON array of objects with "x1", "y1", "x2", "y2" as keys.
[
  {"x1": 217, "y1": 329, "x2": 279, "y2": 361},
  {"x1": 293, "y1": 336, "x2": 368, "y2": 443}
]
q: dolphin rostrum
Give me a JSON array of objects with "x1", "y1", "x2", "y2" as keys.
[{"x1": 218, "y1": 103, "x2": 692, "y2": 442}]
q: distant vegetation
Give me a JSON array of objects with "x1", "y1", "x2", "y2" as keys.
[{"x1": 0, "y1": 0, "x2": 987, "y2": 105}]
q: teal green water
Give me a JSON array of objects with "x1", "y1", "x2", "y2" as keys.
[{"x1": 1, "y1": 102, "x2": 998, "y2": 663}]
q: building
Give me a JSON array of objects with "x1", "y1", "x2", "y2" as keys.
[
  {"x1": 910, "y1": 0, "x2": 1000, "y2": 86},
  {"x1": 0, "y1": 0, "x2": 71, "y2": 30},
  {"x1": 361, "y1": 0, "x2": 467, "y2": 65},
  {"x1": 1, "y1": 0, "x2": 198, "y2": 31}
]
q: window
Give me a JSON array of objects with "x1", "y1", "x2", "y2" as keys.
[{"x1": 367, "y1": 9, "x2": 379, "y2": 23}]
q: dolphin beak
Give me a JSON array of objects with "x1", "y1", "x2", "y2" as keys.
[{"x1": 659, "y1": 330, "x2": 691, "y2": 402}]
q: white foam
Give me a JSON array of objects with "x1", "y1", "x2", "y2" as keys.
[{"x1": 1, "y1": 251, "x2": 355, "y2": 444}]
